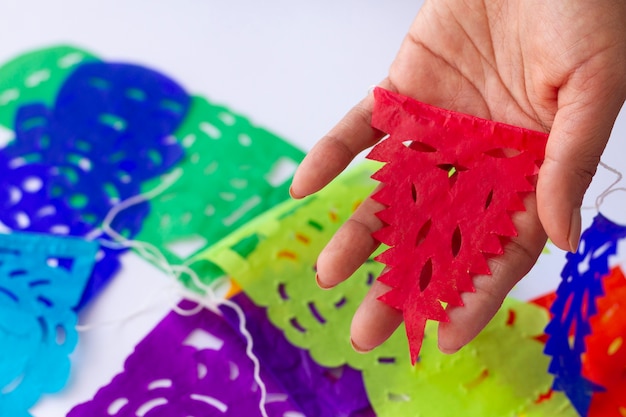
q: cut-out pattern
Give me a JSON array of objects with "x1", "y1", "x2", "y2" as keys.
[
  {"x1": 0, "y1": 45, "x2": 99, "y2": 131},
  {"x1": 0, "y1": 231, "x2": 97, "y2": 416},
  {"x1": 137, "y1": 96, "x2": 305, "y2": 264},
  {"x1": 585, "y1": 267, "x2": 626, "y2": 416},
  {"x1": 366, "y1": 87, "x2": 548, "y2": 362},
  {"x1": 190, "y1": 162, "x2": 574, "y2": 416},
  {"x1": 3, "y1": 61, "x2": 190, "y2": 237},
  {"x1": 0, "y1": 53, "x2": 190, "y2": 307},
  {"x1": 67, "y1": 300, "x2": 302, "y2": 417},
  {"x1": 225, "y1": 292, "x2": 374, "y2": 417},
  {"x1": 545, "y1": 215, "x2": 626, "y2": 416}
]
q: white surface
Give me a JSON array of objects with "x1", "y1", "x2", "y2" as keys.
[{"x1": 0, "y1": 1, "x2": 625, "y2": 415}]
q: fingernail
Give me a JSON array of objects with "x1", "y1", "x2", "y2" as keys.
[
  {"x1": 315, "y1": 273, "x2": 333, "y2": 290},
  {"x1": 568, "y1": 208, "x2": 581, "y2": 253},
  {"x1": 289, "y1": 186, "x2": 303, "y2": 200},
  {"x1": 351, "y1": 338, "x2": 371, "y2": 353}
]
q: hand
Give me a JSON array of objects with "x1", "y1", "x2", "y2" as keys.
[{"x1": 290, "y1": 0, "x2": 626, "y2": 354}]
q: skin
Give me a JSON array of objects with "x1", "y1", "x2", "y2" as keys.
[{"x1": 290, "y1": 0, "x2": 626, "y2": 354}]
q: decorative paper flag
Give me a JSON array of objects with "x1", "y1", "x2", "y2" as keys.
[
  {"x1": 544, "y1": 214, "x2": 626, "y2": 416},
  {"x1": 225, "y1": 292, "x2": 374, "y2": 417},
  {"x1": 365, "y1": 298, "x2": 577, "y2": 417},
  {"x1": 136, "y1": 96, "x2": 305, "y2": 265},
  {"x1": 366, "y1": 87, "x2": 548, "y2": 362},
  {"x1": 0, "y1": 231, "x2": 97, "y2": 416},
  {"x1": 585, "y1": 267, "x2": 626, "y2": 416},
  {"x1": 190, "y1": 162, "x2": 574, "y2": 416},
  {"x1": 0, "y1": 50, "x2": 190, "y2": 308},
  {"x1": 67, "y1": 300, "x2": 302, "y2": 417},
  {"x1": 0, "y1": 45, "x2": 99, "y2": 131},
  {"x1": 4, "y1": 61, "x2": 190, "y2": 237}
]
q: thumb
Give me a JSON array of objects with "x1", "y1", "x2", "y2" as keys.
[{"x1": 537, "y1": 78, "x2": 625, "y2": 253}]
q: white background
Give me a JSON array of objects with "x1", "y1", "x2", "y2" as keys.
[{"x1": 0, "y1": 1, "x2": 625, "y2": 415}]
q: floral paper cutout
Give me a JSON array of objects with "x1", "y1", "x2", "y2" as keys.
[
  {"x1": 68, "y1": 299, "x2": 302, "y2": 417},
  {"x1": 0, "y1": 231, "x2": 97, "y2": 416},
  {"x1": 544, "y1": 214, "x2": 626, "y2": 416},
  {"x1": 137, "y1": 96, "x2": 305, "y2": 264},
  {"x1": 367, "y1": 87, "x2": 548, "y2": 362}
]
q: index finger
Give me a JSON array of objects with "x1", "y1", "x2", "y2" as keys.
[{"x1": 290, "y1": 79, "x2": 394, "y2": 199}]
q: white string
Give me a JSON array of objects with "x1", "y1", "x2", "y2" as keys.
[{"x1": 78, "y1": 168, "x2": 269, "y2": 417}]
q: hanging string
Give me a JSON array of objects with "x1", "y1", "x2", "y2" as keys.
[{"x1": 78, "y1": 167, "x2": 270, "y2": 417}]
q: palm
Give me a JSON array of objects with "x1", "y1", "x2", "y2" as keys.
[{"x1": 292, "y1": 0, "x2": 626, "y2": 354}]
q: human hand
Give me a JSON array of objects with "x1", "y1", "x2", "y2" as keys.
[{"x1": 290, "y1": 0, "x2": 626, "y2": 355}]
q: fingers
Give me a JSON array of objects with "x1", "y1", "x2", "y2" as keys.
[
  {"x1": 290, "y1": 80, "x2": 394, "y2": 199},
  {"x1": 350, "y1": 279, "x2": 403, "y2": 353},
  {"x1": 316, "y1": 188, "x2": 384, "y2": 289},
  {"x1": 438, "y1": 194, "x2": 547, "y2": 353},
  {"x1": 537, "y1": 72, "x2": 626, "y2": 253}
]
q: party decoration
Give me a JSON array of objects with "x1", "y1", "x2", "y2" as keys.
[
  {"x1": 191, "y1": 162, "x2": 576, "y2": 416},
  {"x1": 545, "y1": 214, "x2": 626, "y2": 416},
  {"x1": 585, "y1": 267, "x2": 626, "y2": 416},
  {"x1": 0, "y1": 231, "x2": 97, "y2": 416},
  {"x1": 137, "y1": 95, "x2": 305, "y2": 264},
  {"x1": 67, "y1": 299, "x2": 302, "y2": 417},
  {"x1": 0, "y1": 45, "x2": 99, "y2": 132},
  {"x1": 226, "y1": 292, "x2": 374, "y2": 417},
  {"x1": 366, "y1": 87, "x2": 548, "y2": 362}
]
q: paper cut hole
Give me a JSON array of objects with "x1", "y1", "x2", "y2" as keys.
[
  {"x1": 290, "y1": 317, "x2": 306, "y2": 333},
  {"x1": 334, "y1": 297, "x2": 347, "y2": 308},
  {"x1": 278, "y1": 283, "x2": 289, "y2": 300},
  {"x1": 577, "y1": 253, "x2": 592, "y2": 276},
  {"x1": 70, "y1": 194, "x2": 88, "y2": 209},
  {"x1": 23, "y1": 176, "x2": 43, "y2": 193},
  {"x1": 107, "y1": 397, "x2": 128, "y2": 415},
  {"x1": 0, "y1": 287, "x2": 18, "y2": 302},
  {"x1": 15, "y1": 212, "x2": 30, "y2": 229},
  {"x1": 321, "y1": 367, "x2": 344, "y2": 383},
  {"x1": 608, "y1": 337, "x2": 623, "y2": 356},
  {"x1": 228, "y1": 361, "x2": 239, "y2": 381},
  {"x1": 506, "y1": 309, "x2": 516, "y2": 326},
  {"x1": 451, "y1": 226, "x2": 462, "y2": 257},
  {"x1": 419, "y1": 259, "x2": 433, "y2": 292},
  {"x1": 147, "y1": 379, "x2": 173, "y2": 390},
  {"x1": 9, "y1": 187, "x2": 21, "y2": 204},
  {"x1": 199, "y1": 121, "x2": 221, "y2": 139},
  {"x1": 367, "y1": 272, "x2": 375, "y2": 285},
  {"x1": 190, "y1": 394, "x2": 228, "y2": 413},
  {"x1": 183, "y1": 329, "x2": 224, "y2": 351},
  {"x1": 58, "y1": 52, "x2": 85, "y2": 68},
  {"x1": 0, "y1": 89, "x2": 19, "y2": 105},
  {"x1": 222, "y1": 195, "x2": 261, "y2": 227},
  {"x1": 37, "y1": 295, "x2": 53, "y2": 307},
  {"x1": 410, "y1": 183, "x2": 417, "y2": 203},
  {"x1": 89, "y1": 77, "x2": 110, "y2": 90},
  {"x1": 378, "y1": 357, "x2": 396, "y2": 364},
  {"x1": 55, "y1": 325, "x2": 66, "y2": 345},
  {"x1": 160, "y1": 99, "x2": 184, "y2": 114},
  {"x1": 50, "y1": 225, "x2": 70, "y2": 235},
  {"x1": 308, "y1": 302, "x2": 326, "y2": 324},
  {"x1": 266, "y1": 393, "x2": 289, "y2": 403},
  {"x1": 136, "y1": 398, "x2": 168, "y2": 417},
  {"x1": 197, "y1": 363, "x2": 208, "y2": 380},
  {"x1": 98, "y1": 113, "x2": 127, "y2": 132},
  {"x1": 125, "y1": 88, "x2": 146, "y2": 101},
  {"x1": 409, "y1": 141, "x2": 437, "y2": 152},
  {"x1": 218, "y1": 112, "x2": 235, "y2": 126},
  {"x1": 266, "y1": 157, "x2": 298, "y2": 187},
  {"x1": 415, "y1": 219, "x2": 432, "y2": 247},
  {"x1": 1, "y1": 374, "x2": 24, "y2": 394},
  {"x1": 25, "y1": 69, "x2": 51, "y2": 87},
  {"x1": 485, "y1": 190, "x2": 494, "y2": 209},
  {"x1": 283, "y1": 412, "x2": 307, "y2": 417},
  {"x1": 165, "y1": 235, "x2": 208, "y2": 259},
  {"x1": 387, "y1": 392, "x2": 410, "y2": 403},
  {"x1": 238, "y1": 133, "x2": 252, "y2": 147}
]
